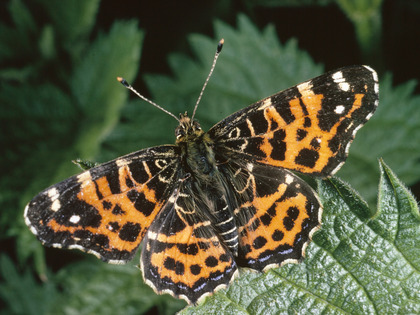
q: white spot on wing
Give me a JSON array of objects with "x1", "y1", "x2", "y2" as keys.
[
  {"x1": 24, "y1": 204, "x2": 39, "y2": 236},
  {"x1": 147, "y1": 231, "x2": 157, "y2": 240},
  {"x1": 69, "y1": 215, "x2": 80, "y2": 224},
  {"x1": 332, "y1": 71, "x2": 351, "y2": 91},
  {"x1": 345, "y1": 142, "x2": 352, "y2": 154},
  {"x1": 116, "y1": 158, "x2": 129, "y2": 167},
  {"x1": 334, "y1": 105, "x2": 346, "y2": 114},
  {"x1": 339, "y1": 82, "x2": 350, "y2": 91},
  {"x1": 352, "y1": 124, "x2": 363, "y2": 136},
  {"x1": 258, "y1": 98, "x2": 272, "y2": 110},
  {"x1": 332, "y1": 71, "x2": 344, "y2": 81},
  {"x1": 48, "y1": 187, "x2": 58, "y2": 198},
  {"x1": 345, "y1": 121, "x2": 354, "y2": 133},
  {"x1": 285, "y1": 174, "x2": 294, "y2": 184},
  {"x1": 374, "y1": 82, "x2": 379, "y2": 94},
  {"x1": 51, "y1": 199, "x2": 61, "y2": 212},
  {"x1": 365, "y1": 112, "x2": 374, "y2": 120},
  {"x1": 77, "y1": 171, "x2": 92, "y2": 183},
  {"x1": 297, "y1": 80, "x2": 314, "y2": 97}
]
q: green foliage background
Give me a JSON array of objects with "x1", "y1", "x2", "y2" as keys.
[{"x1": 1, "y1": 1, "x2": 419, "y2": 314}]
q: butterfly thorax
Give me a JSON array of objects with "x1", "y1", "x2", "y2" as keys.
[{"x1": 175, "y1": 113, "x2": 217, "y2": 179}]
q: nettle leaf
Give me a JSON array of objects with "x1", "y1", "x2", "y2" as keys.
[{"x1": 181, "y1": 160, "x2": 420, "y2": 314}]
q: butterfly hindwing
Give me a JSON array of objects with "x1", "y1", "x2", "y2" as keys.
[
  {"x1": 225, "y1": 162, "x2": 322, "y2": 270},
  {"x1": 141, "y1": 185, "x2": 238, "y2": 304},
  {"x1": 25, "y1": 145, "x2": 180, "y2": 263},
  {"x1": 209, "y1": 65, "x2": 379, "y2": 177}
]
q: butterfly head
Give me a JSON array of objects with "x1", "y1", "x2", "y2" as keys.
[{"x1": 175, "y1": 112, "x2": 203, "y2": 142}]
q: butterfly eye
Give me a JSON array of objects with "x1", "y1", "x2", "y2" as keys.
[
  {"x1": 193, "y1": 120, "x2": 202, "y2": 130},
  {"x1": 175, "y1": 127, "x2": 185, "y2": 139}
]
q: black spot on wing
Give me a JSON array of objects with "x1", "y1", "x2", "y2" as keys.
[
  {"x1": 295, "y1": 148, "x2": 319, "y2": 168},
  {"x1": 129, "y1": 161, "x2": 151, "y2": 184},
  {"x1": 164, "y1": 257, "x2": 185, "y2": 275},
  {"x1": 205, "y1": 256, "x2": 218, "y2": 267},
  {"x1": 272, "y1": 93, "x2": 295, "y2": 124},
  {"x1": 119, "y1": 222, "x2": 141, "y2": 242},
  {"x1": 102, "y1": 200, "x2": 112, "y2": 210},
  {"x1": 249, "y1": 110, "x2": 269, "y2": 135},
  {"x1": 304, "y1": 117, "x2": 311, "y2": 128},
  {"x1": 296, "y1": 129, "x2": 308, "y2": 141},
  {"x1": 269, "y1": 129, "x2": 287, "y2": 161},
  {"x1": 177, "y1": 243, "x2": 199, "y2": 255},
  {"x1": 127, "y1": 190, "x2": 155, "y2": 216},
  {"x1": 190, "y1": 264, "x2": 201, "y2": 275},
  {"x1": 259, "y1": 203, "x2": 277, "y2": 226},
  {"x1": 252, "y1": 236, "x2": 267, "y2": 249},
  {"x1": 112, "y1": 204, "x2": 125, "y2": 215},
  {"x1": 272, "y1": 229, "x2": 284, "y2": 241}
]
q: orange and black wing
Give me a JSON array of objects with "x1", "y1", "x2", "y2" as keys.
[
  {"x1": 24, "y1": 145, "x2": 181, "y2": 263},
  {"x1": 220, "y1": 162, "x2": 322, "y2": 270},
  {"x1": 141, "y1": 184, "x2": 238, "y2": 304},
  {"x1": 208, "y1": 65, "x2": 379, "y2": 177}
]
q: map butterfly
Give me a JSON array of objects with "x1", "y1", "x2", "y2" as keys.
[{"x1": 24, "y1": 39, "x2": 379, "y2": 304}]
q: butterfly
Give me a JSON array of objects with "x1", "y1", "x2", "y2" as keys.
[{"x1": 24, "y1": 39, "x2": 379, "y2": 304}]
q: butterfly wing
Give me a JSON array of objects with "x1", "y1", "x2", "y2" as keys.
[
  {"x1": 208, "y1": 65, "x2": 379, "y2": 177},
  {"x1": 141, "y1": 182, "x2": 238, "y2": 304},
  {"x1": 219, "y1": 161, "x2": 322, "y2": 270},
  {"x1": 24, "y1": 145, "x2": 180, "y2": 263}
]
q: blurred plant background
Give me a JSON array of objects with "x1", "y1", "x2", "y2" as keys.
[{"x1": 1, "y1": 0, "x2": 419, "y2": 314}]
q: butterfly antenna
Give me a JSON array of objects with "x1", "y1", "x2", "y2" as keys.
[
  {"x1": 117, "y1": 77, "x2": 180, "y2": 122},
  {"x1": 191, "y1": 38, "x2": 224, "y2": 121}
]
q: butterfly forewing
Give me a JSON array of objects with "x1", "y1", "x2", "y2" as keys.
[
  {"x1": 209, "y1": 65, "x2": 379, "y2": 177},
  {"x1": 25, "y1": 145, "x2": 180, "y2": 263}
]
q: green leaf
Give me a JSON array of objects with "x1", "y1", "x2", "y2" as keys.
[
  {"x1": 0, "y1": 0, "x2": 37, "y2": 62},
  {"x1": 335, "y1": 0, "x2": 383, "y2": 63},
  {"x1": 48, "y1": 260, "x2": 186, "y2": 315},
  {"x1": 0, "y1": 254, "x2": 186, "y2": 315},
  {"x1": 0, "y1": 255, "x2": 57, "y2": 315},
  {"x1": 43, "y1": 19, "x2": 143, "y2": 183},
  {"x1": 38, "y1": 0, "x2": 100, "y2": 45},
  {"x1": 9, "y1": 0, "x2": 37, "y2": 38},
  {"x1": 181, "y1": 160, "x2": 420, "y2": 313}
]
